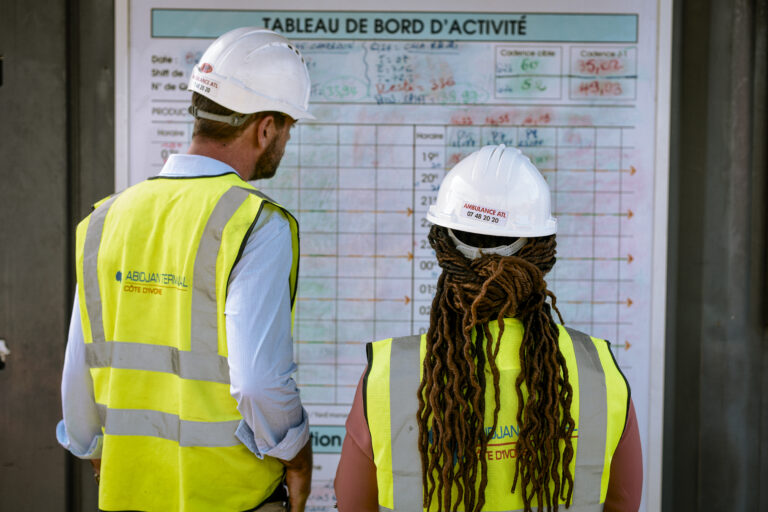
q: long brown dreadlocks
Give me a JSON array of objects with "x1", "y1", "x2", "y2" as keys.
[{"x1": 416, "y1": 225, "x2": 576, "y2": 512}]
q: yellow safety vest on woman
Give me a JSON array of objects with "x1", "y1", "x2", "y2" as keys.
[
  {"x1": 75, "y1": 173, "x2": 299, "y2": 511},
  {"x1": 365, "y1": 318, "x2": 629, "y2": 512}
]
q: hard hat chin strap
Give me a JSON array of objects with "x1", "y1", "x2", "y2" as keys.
[
  {"x1": 188, "y1": 105, "x2": 249, "y2": 127},
  {"x1": 447, "y1": 229, "x2": 528, "y2": 260}
]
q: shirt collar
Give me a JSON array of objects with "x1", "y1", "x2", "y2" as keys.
[{"x1": 158, "y1": 154, "x2": 240, "y2": 178}]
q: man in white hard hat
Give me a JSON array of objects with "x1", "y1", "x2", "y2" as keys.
[
  {"x1": 58, "y1": 28, "x2": 314, "y2": 511},
  {"x1": 335, "y1": 145, "x2": 642, "y2": 511}
]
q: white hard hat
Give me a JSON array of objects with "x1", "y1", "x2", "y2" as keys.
[
  {"x1": 426, "y1": 145, "x2": 557, "y2": 237},
  {"x1": 188, "y1": 27, "x2": 314, "y2": 121}
]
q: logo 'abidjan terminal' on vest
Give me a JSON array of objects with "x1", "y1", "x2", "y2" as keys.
[{"x1": 116, "y1": 269, "x2": 189, "y2": 296}]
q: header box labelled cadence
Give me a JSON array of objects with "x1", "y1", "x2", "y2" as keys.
[{"x1": 151, "y1": 10, "x2": 638, "y2": 43}]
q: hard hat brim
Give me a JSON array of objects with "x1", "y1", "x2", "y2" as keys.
[
  {"x1": 426, "y1": 208, "x2": 557, "y2": 237},
  {"x1": 190, "y1": 68, "x2": 315, "y2": 121}
]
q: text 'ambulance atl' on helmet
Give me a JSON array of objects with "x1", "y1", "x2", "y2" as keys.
[
  {"x1": 189, "y1": 27, "x2": 314, "y2": 121},
  {"x1": 426, "y1": 144, "x2": 557, "y2": 237}
]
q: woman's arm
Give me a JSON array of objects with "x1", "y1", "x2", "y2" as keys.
[
  {"x1": 604, "y1": 399, "x2": 643, "y2": 512},
  {"x1": 335, "y1": 372, "x2": 379, "y2": 512}
]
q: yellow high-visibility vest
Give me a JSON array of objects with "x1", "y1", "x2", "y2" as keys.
[
  {"x1": 75, "y1": 173, "x2": 299, "y2": 511},
  {"x1": 365, "y1": 319, "x2": 629, "y2": 512}
]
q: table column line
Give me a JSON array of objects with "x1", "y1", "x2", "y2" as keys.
[
  {"x1": 374, "y1": 125, "x2": 379, "y2": 340},
  {"x1": 411, "y1": 125, "x2": 417, "y2": 334},
  {"x1": 591, "y1": 127, "x2": 598, "y2": 334},
  {"x1": 335, "y1": 124, "x2": 340, "y2": 403},
  {"x1": 616, "y1": 128, "x2": 625, "y2": 363}
]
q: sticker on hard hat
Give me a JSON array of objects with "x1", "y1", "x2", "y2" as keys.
[
  {"x1": 190, "y1": 70, "x2": 220, "y2": 95},
  {"x1": 461, "y1": 202, "x2": 508, "y2": 226},
  {"x1": 199, "y1": 63, "x2": 213, "y2": 73}
]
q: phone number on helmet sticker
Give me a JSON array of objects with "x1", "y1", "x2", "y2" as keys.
[{"x1": 461, "y1": 202, "x2": 508, "y2": 226}]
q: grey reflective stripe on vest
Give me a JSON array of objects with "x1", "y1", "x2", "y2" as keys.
[
  {"x1": 95, "y1": 403, "x2": 107, "y2": 427},
  {"x1": 190, "y1": 186, "x2": 250, "y2": 353},
  {"x1": 81, "y1": 187, "x2": 258, "y2": 444},
  {"x1": 389, "y1": 335, "x2": 424, "y2": 511},
  {"x1": 105, "y1": 408, "x2": 241, "y2": 447},
  {"x1": 85, "y1": 340, "x2": 230, "y2": 383},
  {"x1": 566, "y1": 327, "x2": 608, "y2": 510},
  {"x1": 238, "y1": 186, "x2": 274, "y2": 204},
  {"x1": 83, "y1": 194, "x2": 121, "y2": 346},
  {"x1": 83, "y1": 196, "x2": 121, "y2": 426},
  {"x1": 385, "y1": 329, "x2": 608, "y2": 512}
]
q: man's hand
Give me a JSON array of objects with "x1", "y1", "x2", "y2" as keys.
[
  {"x1": 278, "y1": 439, "x2": 312, "y2": 512},
  {"x1": 90, "y1": 459, "x2": 101, "y2": 483}
]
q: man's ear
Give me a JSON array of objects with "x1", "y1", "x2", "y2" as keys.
[{"x1": 253, "y1": 114, "x2": 276, "y2": 150}]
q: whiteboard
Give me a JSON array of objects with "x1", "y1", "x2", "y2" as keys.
[{"x1": 116, "y1": 1, "x2": 672, "y2": 510}]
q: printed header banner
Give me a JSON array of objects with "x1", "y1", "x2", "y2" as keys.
[{"x1": 152, "y1": 10, "x2": 638, "y2": 42}]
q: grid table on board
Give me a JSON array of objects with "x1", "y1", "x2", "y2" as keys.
[{"x1": 253, "y1": 121, "x2": 637, "y2": 407}]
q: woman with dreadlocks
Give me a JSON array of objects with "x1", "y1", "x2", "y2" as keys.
[{"x1": 335, "y1": 145, "x2": 642, "y2": 512}]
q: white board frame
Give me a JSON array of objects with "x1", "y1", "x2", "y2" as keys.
[{"x1": 113, "y1": 1, "x2": 674, "y2": 508}]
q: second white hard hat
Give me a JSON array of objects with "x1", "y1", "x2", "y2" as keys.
[
  {"x1": 426, "y1": 145, "x2": 557, "y2": 237},
  {"x1": 189, "y1": 27, "x2": 314, "y2": 120}
]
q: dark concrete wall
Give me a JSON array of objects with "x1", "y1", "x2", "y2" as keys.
[
  {"x1": 0, "y1": 0, "x2": 113, "y2": 509},
  {"x1": 0, "y1": 0, "x2": 70, "y2": 509},
  {"x1": 65, "y1": 0, "x2": 116, "y2": 508},
  {"x1": 664, "y1": 0, "x2": 768, "y2": 510}
]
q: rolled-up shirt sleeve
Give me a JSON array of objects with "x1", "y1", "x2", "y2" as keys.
[
  {"x1": 226, "y1": 206, "x2": 309, "y2": 461},
  {"x1": 57, "y1": 288, "x2": 104, "y2": 459}
]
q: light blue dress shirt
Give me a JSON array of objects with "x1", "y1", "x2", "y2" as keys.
[{"x1": 57, "y1": 154, "x2": 309, "y2": 461}]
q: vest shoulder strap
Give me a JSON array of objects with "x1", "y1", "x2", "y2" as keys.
[
  {"x1": 234, "y1": 186, "x2": 300, "y2": 307},
  {"x1": 365, "y1": 335, "x2": 423, "y2": 511},
  {"x1": 563, "y1": 326, "x2": 609, "y2": 507},
  {"x1": 386, "y1": 335, "x2": 423, "y2": 511}
]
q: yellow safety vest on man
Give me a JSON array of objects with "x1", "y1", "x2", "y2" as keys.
[
  {"x1": 365, "y1": 318, "x2": 629, "y2": 512},
  {"x1": 75, "y1": 173, "x2": 299, "y2": 511}
]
